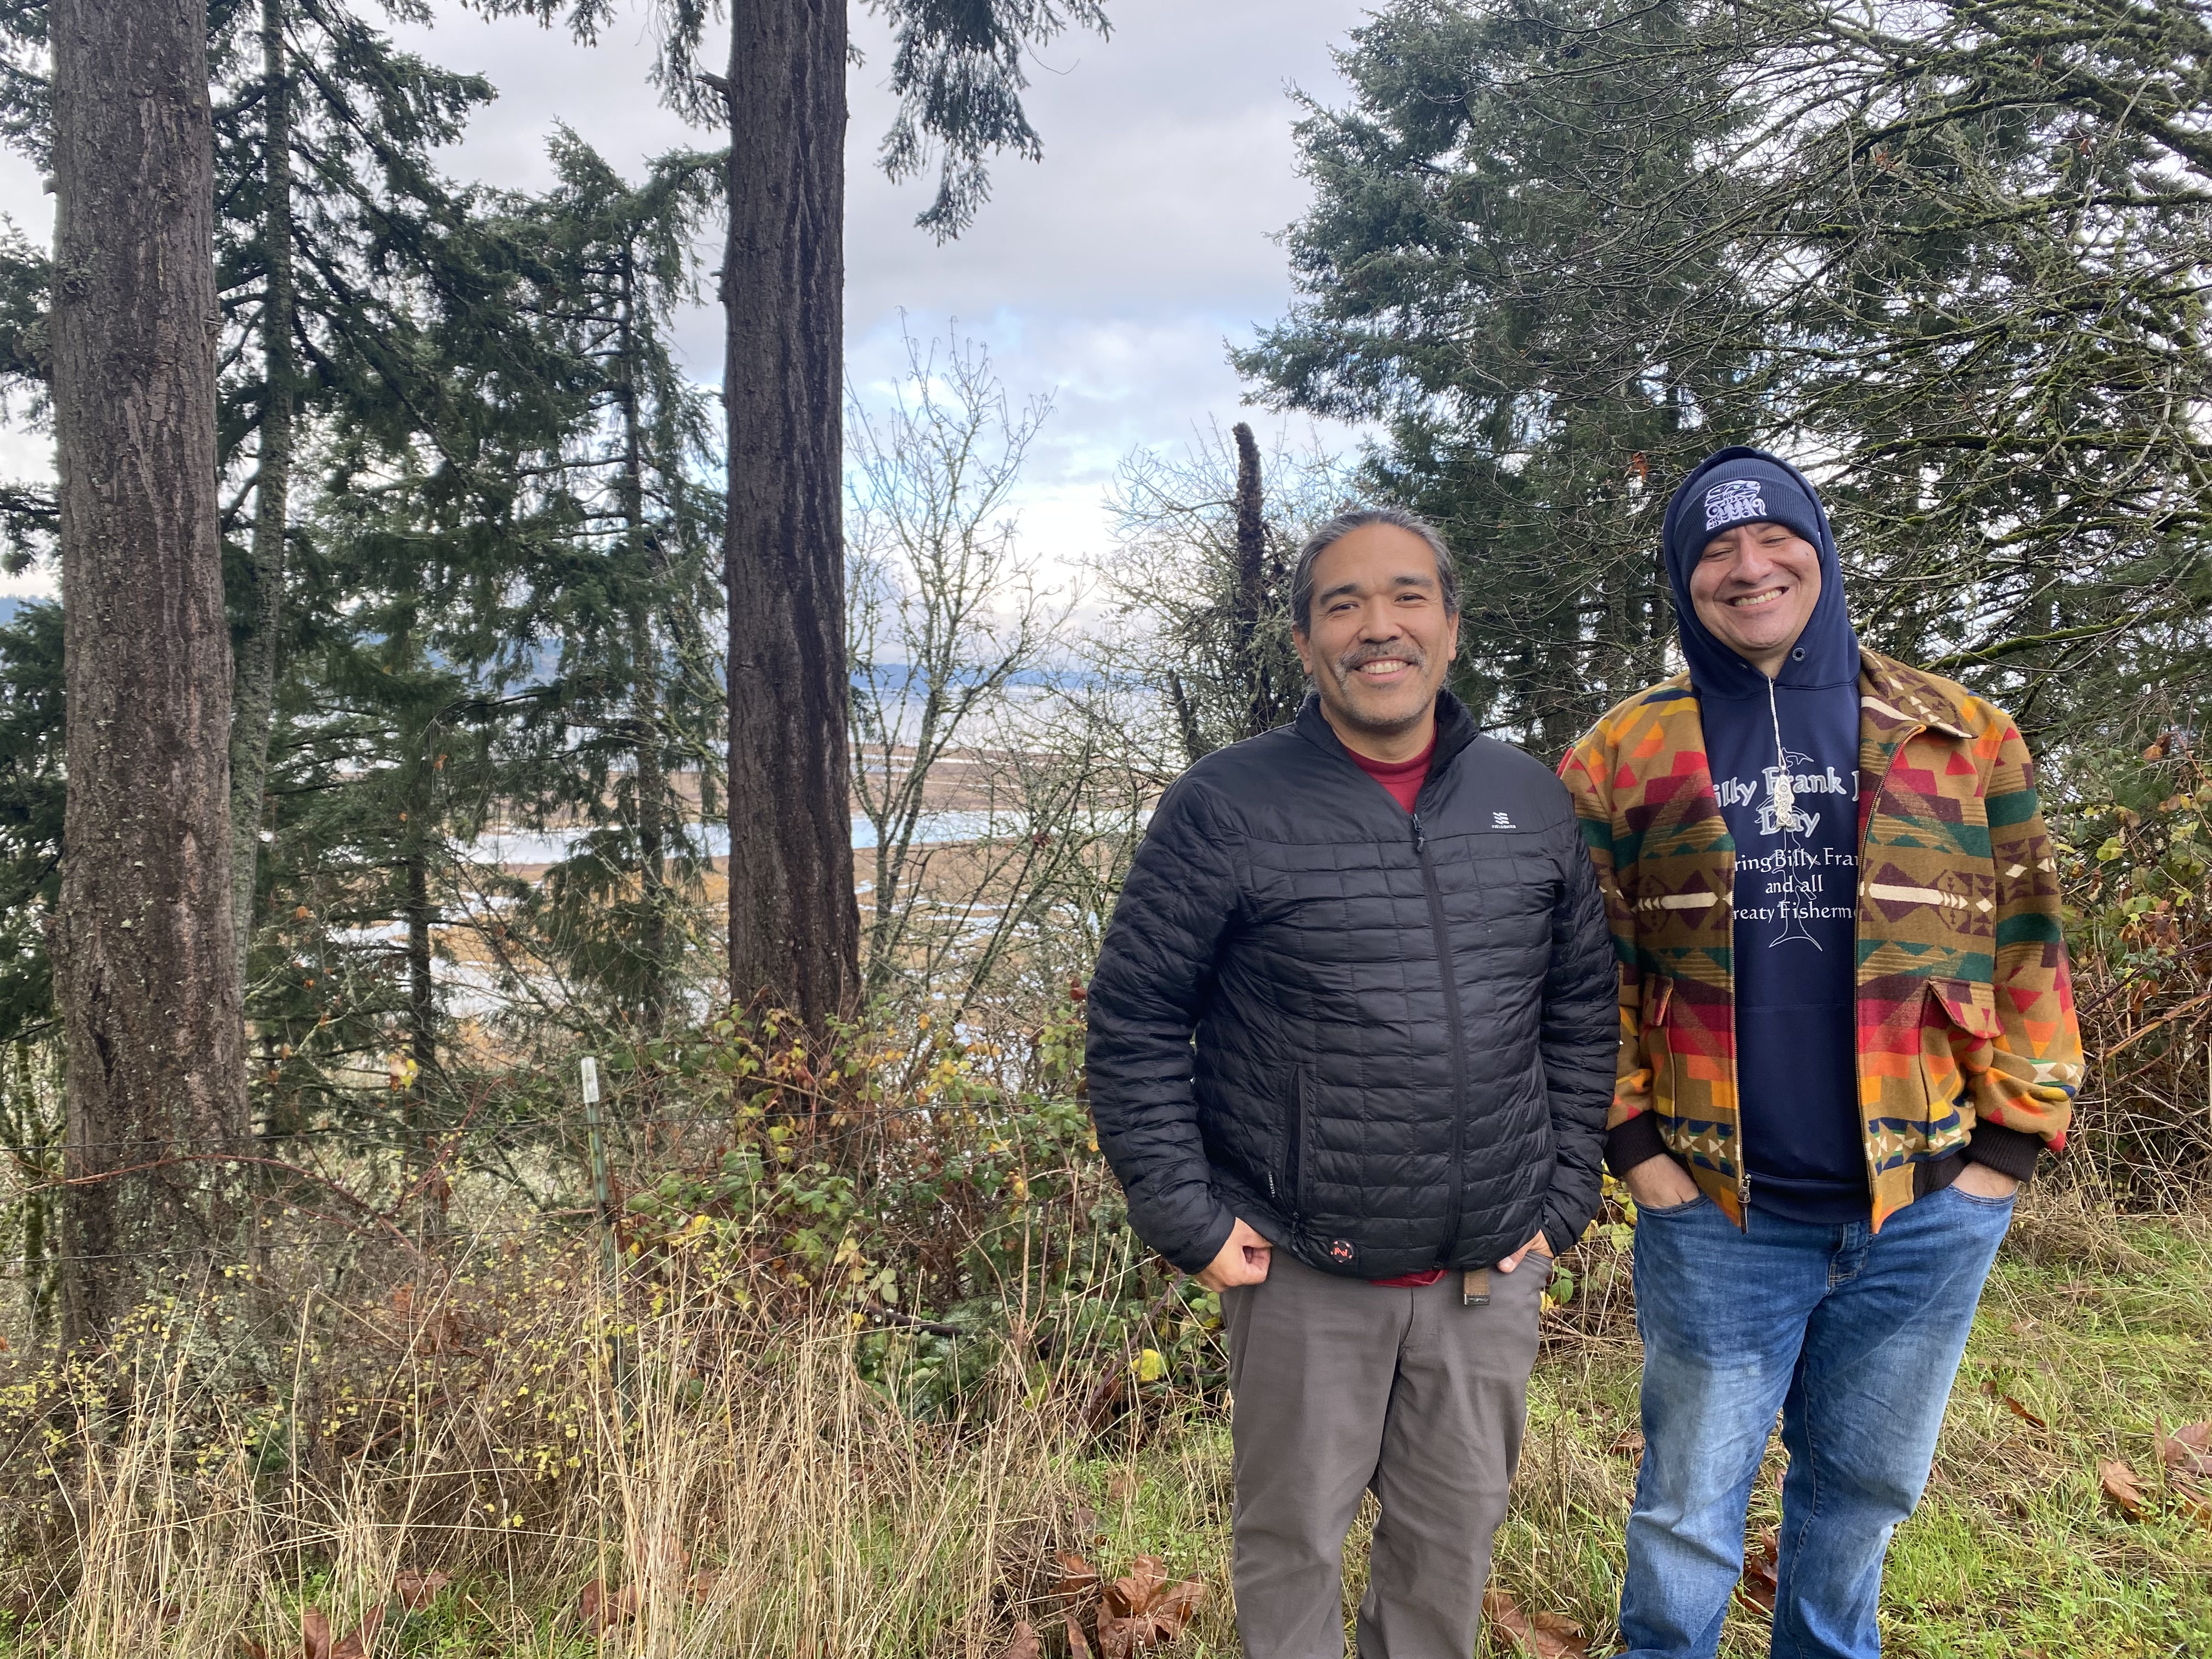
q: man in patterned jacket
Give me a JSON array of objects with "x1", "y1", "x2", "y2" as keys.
[{"x1": 1559, "y1": 448, "x2": 2081, "y2": 1659}]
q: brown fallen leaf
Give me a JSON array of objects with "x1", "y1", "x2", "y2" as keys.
[
  {"x1": 393, "y1": 1570, "x2": 451, "y2": 1612},
  {"x1": 1482, "y1": 1588, "x2": 1588, "y2": 1658},
  {"x1": 578, "y1": 1580, "x2": 639, "y2": 1632},
  {"x1": 2157, "y1": 1420, "x2": 2212, "y2": 1479},
  {"x1": 330, "y1": 1606, "x2": 385, "y2": 1659},
  {"x1": 995, "y1": 1621, "x2": 1043, "y2": 1659},
  {"x1": 1065, "y1": 1615, "x2": 1096, "y2": 1659},
  {"x1": 2100, "y1": 1458, "x2": 2150, "y2": 1520},
  {"x1": 1096, "y1": 1611, "x2": 1139, "y2": 1659},
  {"x1": 302, "y1": 1609, "x2": 333, "y2": 1659},
  {"x1": 1735, "y1": 1528, "x2": 1780, "y2": 1616},
  {"x1": 239, "y1": 1643, "x2": 270, "y2": 1659},
  {"x1": 689, "y1": 1568, "x2": 725, "y2": 1603},
  {"x1": 2172, "y1": 1479, "x2": 2212, "y2": 1527},
  {"x1": 1106, "y1": 1469, "x2": 1139, "y2": 1503},
  {"x1": 1606, "y1": 1429, "x2": 1645, "y2": 1459},
  {"x1": 1980, "y1": 1379, "x2": 2047, "y2": 1429},
  {"x1": 1149, "y1": 1576, "x2": 1209, "y2": 1639},
  {"x1": 1091, "y1": 1555, "x2": 1209, "y2": 1657},
  {"x1": 1104, "y1": 1555, "x2": 1169, "y2": 1618},
  {"x1": 1530, "y1": 1613, "x2": 1589, "y2": 1657},
  {"x1": 1054, "y1": 1550, "x2": 1102, "y2": 1604}
]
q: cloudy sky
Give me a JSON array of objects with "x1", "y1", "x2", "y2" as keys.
[{"x1": 0, "y1": 0, "x2": 1379, "y2": 597}]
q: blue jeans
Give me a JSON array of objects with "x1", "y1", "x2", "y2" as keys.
[{"x1": 1617, "y1": 1182, "x2": 2014, "y2": 1659}]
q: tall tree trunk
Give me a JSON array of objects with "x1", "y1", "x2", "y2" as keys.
[
  {"x1": 229, "y1": 0, "x2": 295, "y2": 998},
  {"x1": 50, "y1": 0, "x2": 246, "y2": 1345},
  {"x1": 629, "y1": 608, "x2": 670, "y2": 1026},
  {"x1": 615, "y1": 257, "x2": 669, "y2": 1029},
  {"x1": 7, "y1": 1041, "x2": 58, "y2": 1341},
  {"x1": 721, "y1": 0, "x2": 859, "y2": 1027},
  {"x1": 403, "y1": 826, "x2": 443, "y2": 1241},
  {"x1": 1231, "y1": 422, "x2": 1268, "y2": 740}
]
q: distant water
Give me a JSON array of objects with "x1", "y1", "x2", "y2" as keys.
[{"x1": 472, "y1": 811, "x2": 1011, "y2": 867}]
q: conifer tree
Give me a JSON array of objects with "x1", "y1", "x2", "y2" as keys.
[
  {"x1": 479, "y1": 0, "x2": 1113, "y2": 1025},
  {"x1": 1243, "y1": 0, "x2": 2212, "y2": 753},
  {"x1": 0, "y1": 600, "x2": 61, "y2": 1047},
  {"x1": 490, "y1": 134, "x2": 726, "y2": 1031},
  {"x1": 0, "y1": 0, "x2": 514, "y2": 1018},
  {"x1": 210, "y1": 0, "x2": 501, "y2": 997}
]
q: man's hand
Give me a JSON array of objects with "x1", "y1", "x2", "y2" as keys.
[
  {"x1": 1497, "y1": 1231, "x2": 1554, "y2": 1273},
  {"x1": 1623, "y1": 1153, "x2": 1701, "y2": 1212},
  {"x1": 1197, "y1": 1217, "x2": 1273, "y2": 1292},
  {"x1": 1953, "y1": 1162, "x2": 2021, "y2": 1201}
]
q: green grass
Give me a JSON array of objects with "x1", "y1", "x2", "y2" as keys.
[{"x1": 1075, "y1": 1193, "x2": 2212, "y2": 1658}]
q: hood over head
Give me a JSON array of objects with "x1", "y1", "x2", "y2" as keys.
[{"x1": 1661, "y1": 445, "x2": 1859, "y2": 701}]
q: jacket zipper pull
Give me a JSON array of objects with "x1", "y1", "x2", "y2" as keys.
[{"x1": 1411, "y1": 813, "x2": 1427, "y2": 854}]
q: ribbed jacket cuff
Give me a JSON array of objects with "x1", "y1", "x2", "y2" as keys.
[
  {"x1": 1966, "y1": 1120, "x2": 2044, "y2": 1185},
  {"x1": 1605, "y1": 1113, "x2": 1669, "y2": 1178}
]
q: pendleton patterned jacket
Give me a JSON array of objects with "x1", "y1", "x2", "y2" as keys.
[{"x1": 1558, "y1": 649, "x2": 2082, "y2": 1229}]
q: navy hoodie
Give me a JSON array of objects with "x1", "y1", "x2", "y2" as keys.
[{"x1": 1661, "y1": 449, "x2": 1868, "y2": 1223}]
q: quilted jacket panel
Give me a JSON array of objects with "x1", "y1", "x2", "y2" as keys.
[{"x1": 1086, "y1": 693, "x2": 1618, "y2": 1279}]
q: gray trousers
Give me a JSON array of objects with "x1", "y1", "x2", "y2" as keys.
[{"x1": 1221, "y1": 1250, "x2": 1543, "y2": 1659}]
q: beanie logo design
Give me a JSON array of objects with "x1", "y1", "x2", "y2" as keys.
[{"x1": 1704, "y1": 478, "x2": 1767, "y2": 532}]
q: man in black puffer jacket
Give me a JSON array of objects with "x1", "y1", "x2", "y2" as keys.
[{"x1": 1087, "y1": 507, "x2": 1616, "y2": 1659}]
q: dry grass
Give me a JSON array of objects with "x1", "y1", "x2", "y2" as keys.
[
  {"x1": 1, "y1": 1189, "x2": 2205, "y2": 1658},
  {"x1": 0, "y1": 1258, "x2": 1117, "y2": 1659}
]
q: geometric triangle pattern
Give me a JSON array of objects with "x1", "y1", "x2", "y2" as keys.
[{"x1": 1560, "y1": 648, "x2": 2082, "y2": 1233}]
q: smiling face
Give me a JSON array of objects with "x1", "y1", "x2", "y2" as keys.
[
  {"x1": 1292, "y1": 523, "x2": 1460, "y2": 761},
  {"x1": 1689, "y1": 521, "x2": 1824, "y2": 677}
]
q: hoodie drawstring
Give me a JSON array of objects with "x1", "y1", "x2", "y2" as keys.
[{"x1": 1767, "y1": 676, "x2": 1806, "y2": 834}]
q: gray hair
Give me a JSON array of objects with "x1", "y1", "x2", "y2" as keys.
[{"x1": 1290, "y1": 506, "x2": 1461, "y2": 632}]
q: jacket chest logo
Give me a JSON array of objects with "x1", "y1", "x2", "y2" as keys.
[{"x1": 1491, "y1": 811, "x2": 1516, "y2": 830}]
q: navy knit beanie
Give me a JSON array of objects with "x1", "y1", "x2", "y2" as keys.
[{"x1": 1664, "y1": 453, "x2": 1826, "y2": 562}]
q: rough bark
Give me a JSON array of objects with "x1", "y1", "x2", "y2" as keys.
[
  {"x1": 1231, "y1": 421, "x2": 1268, "y2": 741},
  {"x1": 403, "y1": 828, "x2": 444, "y2": 1240},
  {"x1": 630, "y1": 604, "x2": 669, "y2": 1025},
  {"x1": 229, "y1": 0, "x2": 295, "y2": 996},
  {"x1": 721, "y1": 0, "x2": 859, "y2": 1026},
  {"x1": 50, "y1": 0, "x2": 247, "y2": 1343}
]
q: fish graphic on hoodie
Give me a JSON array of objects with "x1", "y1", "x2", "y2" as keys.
[{"x1": 1661, "y1": 448, "x2": 1868, "y2": 1223}]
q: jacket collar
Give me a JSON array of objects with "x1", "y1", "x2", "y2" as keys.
[
  {"x1": 1654, "y1": 650, "x2": 1973, "y2": 743},
  {"x1": 1858, "y1": 650, "x2": 1973, "y2": 740},
  {"x1": 1295, "y1": 689, "x2": 1481, "y2": 780}
]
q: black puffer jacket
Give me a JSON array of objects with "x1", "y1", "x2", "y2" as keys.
[{"x1": 1086, "y1": 692, "x2": 1617, "y2": 1279}]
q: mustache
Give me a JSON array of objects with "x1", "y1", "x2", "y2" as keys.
[{"x1": 1335, "y1": 642, "x2": 1426, "y2": 678}]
